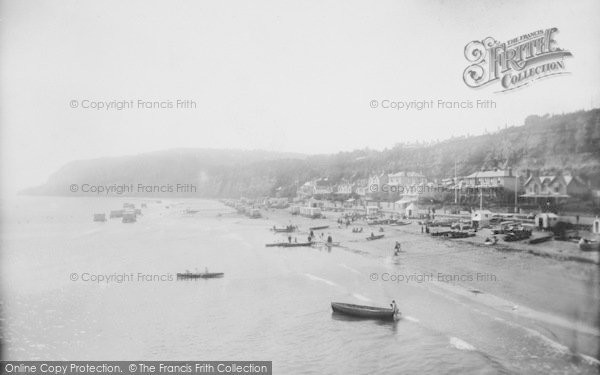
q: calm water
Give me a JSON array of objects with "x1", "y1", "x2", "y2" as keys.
[{"x1": 1, "y1": 197, "x2": 598, "y2": 374}]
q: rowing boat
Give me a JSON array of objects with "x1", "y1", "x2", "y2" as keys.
[
  {"x1": 529, "y1": 234, "x2": 553, "y2": 244},
  {"x1": 265, "y1": 242, "x2": 313, "y2": 247},
  {"x1": 579, "y1": 239, "x2": 600, "y2": 251},
  {"x1": 272, "y1": 227, "x2": 295, "y2": 233},
  {"x1": 177, "y1": 272, "x2": 224, "y2": 279},
  {"x1": 331, "y1": 302, "x2": 399, "y2": 321},
  {"x1": 366, "y1": 234, "x2": 384, "y2": 240},
  {"x1": 391, "y1": 220, "x2": 411, "y2": 226},
  {"x1": 309, "y1": 225, "x2": 329, "y2": 231}
]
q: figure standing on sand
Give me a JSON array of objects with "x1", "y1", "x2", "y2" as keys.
[{"x1": 394, "y1": 241, "x2": 401, "y2": 255}]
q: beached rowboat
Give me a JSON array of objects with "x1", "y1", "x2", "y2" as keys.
[
  {"x1": 272, "y1": 227, "x2": 295, "y2": 233},
  {"x1": 528, "y1": 234, "x2": 553, "y2": 244},
  {"x1": 366, "y1": 234, "x2": 384, "y2": 240},
  {"x1": 579, "y1": 239, "x2": 600, "y2": 251},
  {"x1": 331, "y1": 302, "x2": 399, "y2": 321},
  {"x1": 391, "y1": 220, "x2": 411, "y2": 226},
  {"x1": 309, "y1": 225, "x2": 329, "y2": 231}
]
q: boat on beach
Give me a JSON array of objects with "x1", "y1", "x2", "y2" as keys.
[
  {"x1": 366, "y1": 234, "x2": 384, "y2": 240},
  {"x1": 272, "y1": 226, "x2": 296, "y2": 233},
  {"x1": 331, "y1": 302, "x2": 399, "y2": 321},
  {"x1": 391, "y1": 220, "x2": 411, "y2": 226},
  {"x1": 177, "y1": 271, "x2": 224, "y2": 279},
  {"x1": 445, "y1": 231, "x2": 475, "y2": 239},
  {"x1": 309, "y1": 225, "x2": 329, "y2": 231},
  {"x1": 529, "y1": 233, "x2": 554, "y2": 244},
  {"x1": 578, "y1": 238, "x2": 600, "y2": 251}
]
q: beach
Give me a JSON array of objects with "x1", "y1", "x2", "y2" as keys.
[{"x1": 1, "y1": 196, "x2": 599, "y2": 374}]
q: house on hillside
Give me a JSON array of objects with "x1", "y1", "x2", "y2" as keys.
[
  {"x1": 335, "y1": 181, "x2": 354, "y2": 195},
  {"x1": 354, "y1": 179, "x2": 368, "y2": 197},
  {"x1": 460, "y1": 169, "x2": 520, "y2": 191},
  {"x1": 368, "y1": 173, "x2": 389, "y2": 195},
  {"x1": 522, "y1": 173, "x2": 589, "y2": 202},
  {"x1": 388, "y1": 171, "x2": 427, "y2": 186}
]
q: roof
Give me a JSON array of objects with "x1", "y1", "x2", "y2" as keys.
[
  {"x1": 465, "y1": 170, "x2": 513, "y2": 179},
  {"x1": 519, "y1": 193, "x2": 570, "y2": 198},
  {"x1": 389, "y1": 171, "x2": 425, "y2": 178}
]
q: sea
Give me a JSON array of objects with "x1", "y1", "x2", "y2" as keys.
[{"x1": 0, "y1": 197, "x2": 598, "y2": 374}]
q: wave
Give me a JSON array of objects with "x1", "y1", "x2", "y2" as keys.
[
  {"x1": 352, "y1": 293, "x2": 372, "y2": 302},
  {"x1": 339, "y1": 264, "x2": 361, "y2": 275},
  {"x1": 449, "y1": 337, "x2": 476, "y2": 351},
  {"x1": 304, "y1": 273, "x2": 338, "y2": 287}
]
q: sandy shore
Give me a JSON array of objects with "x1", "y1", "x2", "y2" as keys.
[{"x1": 250, "y1": 206, "x2": 600, "y2": 356}]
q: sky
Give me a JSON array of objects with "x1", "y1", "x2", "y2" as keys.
[{"x1": 1, "y1": 0, "x2": 599, "y2": 191}]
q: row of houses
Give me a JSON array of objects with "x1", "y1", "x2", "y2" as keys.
[{"x1": 296, "y1": 169, "x2": 594, "y2": 204}]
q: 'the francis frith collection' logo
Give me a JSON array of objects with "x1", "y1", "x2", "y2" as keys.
[{"x1": 463, "y1": 28, "x2": 572, "y2": 92}]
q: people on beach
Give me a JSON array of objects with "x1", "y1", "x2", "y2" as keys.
[
  {"x1": 394, "y1": 241, "x2": 401, "y2": 255},
  {"x1": 327, "y1": 234, "x2": 333, "y2": 244},
  {"x1": 390, "y1": 300, "x2": 398, "y2": 314},
  {"x1": 288, "y1": 235, "x2": 292, "y2": 243}
]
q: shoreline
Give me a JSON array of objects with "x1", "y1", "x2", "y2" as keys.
[{"x1": 249, "y1": 204, "x2": 600, "y2": 358}]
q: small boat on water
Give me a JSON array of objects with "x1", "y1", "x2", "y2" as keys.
[
  {"x1": 309, "y1": 225, "x2": 329, "y2": 231},
  {"x1": 366, "y1": 234, "x2": 384, "y2": 241},
  {"x1": 484, "y1": 238, "x2": 498, "y2": 246},
  {"x1": 331, "y1": 302, "x2": 399, "y2": 321},
  {"x1": 313, "y1": 241, "x2": 340, "y2": 247},
  {"x1": 177, "y1": 271, "x2": 224, "y2": 279},
  {"x1": 265, "y1": 242, "x2": 313, "y2": 247}
]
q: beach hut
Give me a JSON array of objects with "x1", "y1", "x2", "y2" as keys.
[
  {"x1": 593, "y1": 217, "x2": 600, "y2": 234},
  {"x1": 366, "y1": 206, "x2": 379, "y2": 216},
  {"x1": 110, "y1": 210, "x2": 124, "y2": 218},
  {"x1": 471, "y1": 210, "x2": 493, "y2": 229},
  {"x1": 300, "y1": 206, "x2": 322, "y2": 218},
  {"x1": 534, "y1": 213, "x2": 559, "y2": 230},
  {"x1": 405, "y1": 203, "x2": 418, "y2": 218},
  {"x1": 122, "y1": 210, "x2": 137, "y2": 223},
  {"x1": 93, "y1": 213, "x2": 106, "y2": 222}
]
